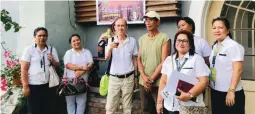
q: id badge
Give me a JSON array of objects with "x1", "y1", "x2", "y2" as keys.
[
  {"x1": 37, "y1": 72, "x2": 46, "y2": 82},
  {"x1": 209, "y1": 68, "x2": 216, "y2": 82}
]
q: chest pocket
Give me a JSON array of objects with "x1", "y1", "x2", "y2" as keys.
[{"x1": 180, "y1": 61, "x2": 195, "y2": 76}]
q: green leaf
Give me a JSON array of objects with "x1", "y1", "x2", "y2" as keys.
[{"x1": 4, "y1": 23, "x2": 12, "y2": 31}]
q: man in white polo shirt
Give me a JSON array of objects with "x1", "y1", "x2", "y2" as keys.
[{"x1": 105, "y1": 18, "x2": 138, "y2": 114}]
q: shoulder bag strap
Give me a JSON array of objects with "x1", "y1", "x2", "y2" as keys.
[{"x1": 106, "y1": 37, "x2": 114, "y2": 75}]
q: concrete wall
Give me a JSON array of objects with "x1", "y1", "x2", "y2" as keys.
[{"x1": 45, "y1": 1, "x2": 86, "y2": 58}]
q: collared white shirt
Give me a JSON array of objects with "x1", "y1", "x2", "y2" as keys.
[
  {"x1": 209, "y1": 36, "x2": 244, "y2": 92},
  {"x1": 194, "y1": 36, "x2": 211, "y2": 57},
  {"x1": 21, "y1": 44, "x2": 59, "y2": 85},
  {"x1": 106, "y1": 36, "x2": 138, "y2": 75},
  {"x1": 64, "y1": 48, "x2": 93, "y2": 81},
  {"x1": 161, "y1": 53, "x2": 210, "y2": 111}
]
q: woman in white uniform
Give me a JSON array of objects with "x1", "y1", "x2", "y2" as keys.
[
  {"x1": 156, "y1": 30, "x2": 210, "y2": 114},
  {"x1": 177, "y1": 17, "x2": 211, "y2": 67},
  {"x1": 21, "y1": 27, "x2": 60, "y2": 114},
  {"x1": 64, "y1": 34, "x2": 93, "y2": 114},
  {"x1": 210, "y1": 17, "x2": 245, "y2": 114}
]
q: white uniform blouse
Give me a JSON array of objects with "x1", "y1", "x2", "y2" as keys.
[
  {"x1": 21, "y1": 44, "x2": 59, "y2": 85},
  {"x1": 64, "y1": 48, "x2": 93, "y2": 81},
  {"x1": 194, "y1": 36, "x2": 211, "y2": 57},
  {"x1": 209, "y1": 36, "x2": 245, "y2": 92},
  {"x1": 161, "y1": 53, "x2": 210, "y2": 111}
]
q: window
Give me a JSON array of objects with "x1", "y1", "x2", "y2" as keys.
[{"x1": 221, "y1": 0, "x2": 255, "y2": 80}]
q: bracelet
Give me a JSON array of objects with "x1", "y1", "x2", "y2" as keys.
[
  {"x1": 228, "y1": 88, "x2": 235, "y2": 92},
  {"x1": 156, "y1": 101, "x2": 162, "y2": 104}
]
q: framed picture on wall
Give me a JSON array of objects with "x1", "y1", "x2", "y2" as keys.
[{"x1": 96, "y1": 0, "x2": 145, "y2": 25}]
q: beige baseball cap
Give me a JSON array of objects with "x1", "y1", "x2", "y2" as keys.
[{"x1": 144, "y1": 11, "x2": 160, "y2": 20}]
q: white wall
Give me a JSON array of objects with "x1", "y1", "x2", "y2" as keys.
[
  {"x1": 188, "y1": 1, "x2": 208, "y2": 37},
  {"x1": 1, "y1": 1, "x2": 45, "y2": 65}
]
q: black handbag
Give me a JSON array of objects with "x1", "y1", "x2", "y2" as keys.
[{"x1": 57, "y1": 70, "x2": 90, "y2": 96}]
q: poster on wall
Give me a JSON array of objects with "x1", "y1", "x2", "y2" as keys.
[{"x1": 96, "y1": 0, "x2": 145, "y2": 25}]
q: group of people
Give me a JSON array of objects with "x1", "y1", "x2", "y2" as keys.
[{"x1": 20, "y1": 10, "x2": 245, "y2": 114}]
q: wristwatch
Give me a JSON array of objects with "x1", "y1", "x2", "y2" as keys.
[{"x1": 188, "y1": 92, "x2": 194, "y2": 98}]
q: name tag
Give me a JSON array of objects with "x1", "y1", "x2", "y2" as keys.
[
  {"x1": 182, "y1": 67, "x2": 193, "y2": 69},
  {"x1": 219, "y1": 54, "x2": 227, "y2": 56},
  {"x1": 37, "y1": 72, "x2": 46, "y2": 82}
]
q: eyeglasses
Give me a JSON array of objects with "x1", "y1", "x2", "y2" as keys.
[
  {"x1": 176, "y1": 39, "x2": 189, "y2": 44},
  {"x1": 115, "y1": 24, "x2": 126, "y2": 28}
]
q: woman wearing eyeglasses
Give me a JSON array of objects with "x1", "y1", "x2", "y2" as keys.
[
  {"x1": 210, "y1": 17, "x2": 245, "y2": 114},
  {"x1": 156, "y1": 30, "x2": 209, "y2": 114},
  {"x1": 21, "y1": 27, "x2": 60, "y2": 114}
]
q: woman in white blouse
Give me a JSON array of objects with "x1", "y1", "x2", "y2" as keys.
[
  {"x1": 156, "y1": 30, "x2": 209, "y2": 114},
  {"x1": 21, "y1": 27, "x2": 59, "y2": 114},
  {"x1": 64, "y1": 34, "x2": 93, "y2": 114},
  {"x1": 210, "y1": 17, "x2": 245, "y2": 114},
  {"x1": 177, "y1": 17, "x2": 211, "y2": 67}
]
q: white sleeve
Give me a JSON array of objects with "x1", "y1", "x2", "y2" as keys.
[
  {"x1": 201, "y1": 39, "x2": 211, "y2": 57},
  {"x1": 21, "y1": 46, "x2": 31, "y2": 62},
  {"x1": 229, "y1": 44, "x2": 244, "y2": 61},
  {"x1": 161, "y1": 56, "x2": 171, "y2": 74},
  {"x1": 195, "y1": 55, "x2": 210, "y2": 77},
  {"x1": 64, "y1": 50, "x2": 71, "y2": 65},
  {"x1": 52, "y1": 47, "x2": 59, "y2": 62},
  {"x1": 133, "y1": 39, "x2": 138, "y2": 56},
  {"x1": 86, "y1": 50, "x2": 94, "y2": 63}
]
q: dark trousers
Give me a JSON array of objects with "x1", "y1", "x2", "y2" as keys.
[
  {"x1": 211, "y1": 88, "x2": 245, "y2": 114},
  {"x1": 139, "y1": 85, "x2": 158, "y2": 114},
  {"x1": 27, "y1": 83, "x2": 57, "y2": 114}
]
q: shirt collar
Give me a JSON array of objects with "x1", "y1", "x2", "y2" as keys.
[
  {"x1": 220, "y1": 35, "x2": 231, "y2": 46},
  {"x1": 34, "y1": 44, "x2": 48, "y2": 52},
  {"x1": 175, "y1": 52, "x2": 190, "y2": 61},
  {"x1": 71, "y1": 48, "x2": 86, "y2": 53}
]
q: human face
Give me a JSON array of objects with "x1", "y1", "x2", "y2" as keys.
[
  {"x1": 114, "y1": 19, "x2": 127, "y2": 36},
  {"x1": 175, "y1": 34, "x2": 190, "y2": 54},
  {"x1": 34, "y1": 30, "x2": 48, "y2": 46},
  {"x1": 71, "y1": 36, "x2": 81, "y2": 49},
  {"x1": 177, "y1": 20, "x2": 193, "y2": 33},
  {"x1": 212, "y1": 20, "x2": 229, "y2": 41},
  {"x1": 145, "y1": 18, "x2": 159, "y2": 31}
]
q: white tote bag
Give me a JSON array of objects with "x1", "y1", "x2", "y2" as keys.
[
  {"x1": 49, "y1": 47, "x2": 60, "y2": 88},
  {"x1": 49, "y1": 65, "x2": 60, "y2": 87}
]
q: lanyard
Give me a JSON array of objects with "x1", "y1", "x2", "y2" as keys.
[
  {"x1": 175, "y1": 58, "x2": 188, "y2": 72},
  {"x1": 212, "y1": 43, "x2": 222, "y2": 68}
]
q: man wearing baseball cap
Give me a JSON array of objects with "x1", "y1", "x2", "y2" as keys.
[{"x1": 138, "y1": 11, "x2": 171, "y2": 114}]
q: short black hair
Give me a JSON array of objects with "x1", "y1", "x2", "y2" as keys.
[
  {"x1": 111, "y1": 17, "x2": 128, "y2": 33},
  {"x1": 212, "y1": 17, "x2": 232, "y2": 39},
  {"x1": 173, "y1": 30, "x2": 196, "y2": 57},
  {"x1": 177, "y1": 17, "x2": 195, "y2": 34},
  {"x1": 69, "y1": 34, "x2": 81, "y2": 44},
  {"x1": 33, "y1": 27, "x2": 48, "y2": 37}
]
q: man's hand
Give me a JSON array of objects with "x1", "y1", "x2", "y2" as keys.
[
  {"x1": 134, "y1": 77, "x2": 139, "y2": 90},
  {"x1": 23, "y1": 85, "x2": 30, "y2": 97},
  {"x1": 75, "y1": 70, "x2": 85, "y2": 78}
]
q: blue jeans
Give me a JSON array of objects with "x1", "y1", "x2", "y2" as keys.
[{"x1": 66, "y1": 93, "x2": 87, "y2": 114}]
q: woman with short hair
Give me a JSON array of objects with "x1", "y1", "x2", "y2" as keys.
[{"x1": 156, "y1": 30, "x2": 209, "y2": 114}]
